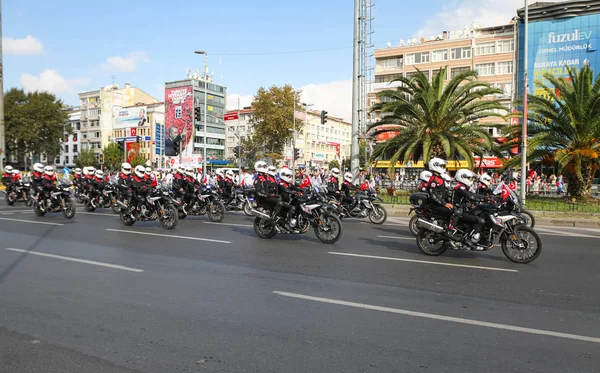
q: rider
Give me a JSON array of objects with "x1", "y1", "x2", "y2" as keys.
[
  {"x1": 73, "y1": 168, "x2": 83, "y2": 189},
  {"x1": 267, "y1": 166, "x2": 279, "y2": 183},
  {"x1": 418, "y1": 170, "x2": 432, "y2": 192},
  {"x1": 130, "y1": 165, "x2": 150, "y2": 212},
  {"x1": 145, "y1": 167, "x2": 158, "y2": 188},
  {"x1": 90, "y1": 169, "x2": 106, "y2": 205},
  {"x1": 477, "y1": 173, "x2": 493, "y2": 196},
  {"x1": 172, "y1": 167, "x2": 186, "y2": 201},
  {"x1": 222, "y1": 170, "x2": 235, "y2": 205},
  {"x1": 326, "y1": 167, "x2": 341, "y2": 198},
  {"x1": 451, "y1": 169, "x2": 487, "y2": 247},
  {"x1": 41, "y1": 165, "x2": 58, "y2": 207},
  {"x1": 215, "y1": 169, "x2": 225, "y2": 190},
  {"x1": 278, "y1": 167, "x2": 301, "y2": 228},
  {"x1": 341, "y1": 172, "x2": 359, "y2": 212},
  {"x1": 425, "y1": 158, "x2": 455, "y2": 229},
  {"x1": 2, "y1": 165, "x2": 14, "y2": 192},
  {"x1": 31, "y1": 163, "x2": 45, "y2": 201},
  {"x1": 253, "y1": 161, "x2": 281, "y2": 216},
  {"x1": 182, "y1": 166, "x2": 200, "y2": 209}
]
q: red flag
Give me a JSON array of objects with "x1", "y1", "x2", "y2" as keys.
[{"x1": 501, "y1": 184, "x2": 510, "y2": 202}]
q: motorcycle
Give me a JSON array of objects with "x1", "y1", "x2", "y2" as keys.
[
  {"x1": 177, "y1": 184, "x2": 226, "y2": 222},
  {"x1": 4, "y1": 181, "x2": 33, "y2": 207},
  {"x1": 408, "y1": 192, "x2": 428, "y2": 236},
  {"x1": 493, "y1": 182, "x2": 536, "y2": 228},
  {"x1": 414, "y1": 199, "x2": 543, "y2": 263},
  {"x1": 118, "y1": 187, "x2": 178, "y2": 229},
  {"x1": 224, "y1": 188, "x2": 255, "y2": 216},
  {"x1": 339, "y1": 181, "x2": 387, "y2": 224},
  {"x1": 32, "y1": 181, "x2": 76, "y2": 219},
  {"x1": 250, "y1": 191, "x2": 343, "y2": 244},
  {"x1": 83, "y1": 183, "x2": 116, "y2": 212}
]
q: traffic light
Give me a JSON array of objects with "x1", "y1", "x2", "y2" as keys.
[
  {"x1": 136, "y1": 136, "x2": 141, "y2": 143},
  {"x1": 294, "y1": 147, "x2": 301, "y2": 160},
  {"x1": 320, "y1": 110, "x2": 328, "y2": 124},
  {"x1": 98, "y1": 153, "x2": 104, "y2": 165},
  {"x1": 117, "y1": 140, "x2": 124, "y2": 152},
  {"x1": 194, "y1": 107, "x2": 201, "y2": 122}
]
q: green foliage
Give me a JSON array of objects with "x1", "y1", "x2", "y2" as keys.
[
  {"x1": 102, "y1": 143, "x2": 124, "y2": 171},
  {"x1": 240, "y1": 136, "x2": 263, "y2": 168},
  {"x1": 4, "y1": 88, "x2": 70, "y2": 166},
  {"x1": 328, "y1": 159, "x2": 340, "y2": 170},
  {"x1": 76, "y1": 148, "x2": 98, "y2": 168},
  {"x1": 369, "y1": 67, "x2": 506, "y2": 174},
  {"x1": 250, "y1": 84, "x2": 302, "y2": 155},
  {"x1": 129, "y1": 154, "x2": 148, "y2": 168},
  {"x1": 502, "y1": 64, "x2": 600, "y2": 198}
]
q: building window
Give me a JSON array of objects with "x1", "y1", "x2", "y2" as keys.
[
  {"x1": 406, "y1": 52, "x2": 429, "y2": 64},
  {"x1": 476, "y1": 63, "x2": 495, "y2": 76},
  {"x1": 431, "y1": 49, "x2": 448, "y2": 62},
  {"x1": 378, "y1": 57, "x2": 403, "y2": 68},
  {"x1": 450, "y1": 47, "x2": 471, "y2": 60},
  {"x1": 496, "y1": 82, "x2": 513, "y2": 98},
  {"x1": 496, "y1": 61, "x2": 513, "y2": 75},
  {"x1": 497, "y1": 39, "x2": 514, "y2": 53},
  {"x1": 65, "y1": 156, "x2": 69, "y2": 164},
  {"x1": 73, "y1": 144, "x2": 78, "y2": 152},
  {"x1": 65, "y1": 145, "x2": 69, "y2": 153},
  {"x1": 94, "y1": 131, "x2": 100, "y2": 138},
  {"x1": 175, "y1": 106, "x2": 182, "y2": 119},
  {"x1": 375, "y1": 74, "x2": 402, "y2": 83},
  {"x1": 475, "y1": 42, "x2": 495, "y2": 56},
  {"x1": 450, "y1": 66, "x2": 471, "y2": 79},
  {"x1": 431, "y1": 69, "x2": 445, "y2": 80}
]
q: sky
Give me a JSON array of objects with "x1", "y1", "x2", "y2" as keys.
[{"x1": 4, "y1": 0, "x2": 533, "y2": 122}]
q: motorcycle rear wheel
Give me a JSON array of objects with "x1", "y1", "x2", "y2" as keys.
[
  {"x1": 416, "y1": 228, "x2": 448, "y2": 256},
  {"x1": 84, "y1": 202, "x2": 96, "y2": 212},
  {"x1": 314, "y1": 213, "x2": 343, "y2": 244},
  {"x1": 62, "y1": 198, "x2": 76, "y2": 219},
  {"x1": 368, "y1": 204, "x2": 387, "y2": 224},
  {"x1": 253, "y1": 217, "x2": 277, "y2": 239},
  {"x1": 33, "y1": 202, "x2": 46, "y2": 216},
  {"x1": 6, "y1": 193, "x2": 15, "y2": 205},
  {"x1": 501, "y1": 226, "x2": 542, "y2": 263},
  {"x1": 159, "y1": 204, "x2": 178, "y2": 230},
  {"x1": 520, "y1": 209, "x2": 536, "y2": 228},
  {"x1": 25, "y1": 194, "x2": 33, "y2": 207},
  {"x1": 409, "y1": 215, "x2": 419, "y2": 236},
  {"x1": 119, "y1": 210, "x2": 135, "y2": 226},
  {"x1": 208, "y1": 201, "x2": 225, "y2": 222}
]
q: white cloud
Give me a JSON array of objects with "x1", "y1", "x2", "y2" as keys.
[
  {"x1": 227, "y1": 80, "x2": 353, "y2": 122},
  {"x1": 415, "y1": 0, "x2": 524, "y2": 37},
  {"x1": 3, "y1": 35, "x2": 44, "y2": 56},
  {"x1": 103, "y1": 51, "x2": 150, "y2": 72},
  {"x1": 20, "y1": 69, "x2": 90, "y2": 94}
]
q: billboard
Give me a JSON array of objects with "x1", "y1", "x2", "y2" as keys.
[
  {"x1": 114, "y1": 106, "x2": 149, "y2": 129},
  {"x1": 164, "y1": 86, "x2": 194, "y2": 158},
  {"x1": 520, "y1": 14, "x2": 600, "y2": 97}
]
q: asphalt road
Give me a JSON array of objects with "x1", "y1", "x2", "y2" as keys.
[{"x1": 0, "y1": 199, "x2": 599, "y2": 373}]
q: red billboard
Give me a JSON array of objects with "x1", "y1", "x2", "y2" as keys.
[
  {"x1": 165, "y1": 85, "x2": 194, "y2": 157},
  {"x1": 224, "y1": 112, "x2": 239, "y2": 121}
]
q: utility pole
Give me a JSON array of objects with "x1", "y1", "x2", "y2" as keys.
[
  {"x1": 237, "y1": 98, "x2": 241, "y2": 171},
  {"x1": 350, "y1": 0, "x2": 361, "y2": 182},
  {"x1": 0, "y1": 0, "x2": 5, "y2": 172},
  {"x1": 521, "y1": 0, "x2": 529, "y2": 205},
  {"x1": 292, "y1": 91, "x2": 297, "y2": 180}
]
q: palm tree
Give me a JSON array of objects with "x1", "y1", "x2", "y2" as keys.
[
  {"x1": 369, "y1": 67, "x2": 506, "y2": 171},
  {"x1": 502, "y1": 65, "x2": 600, "y2": 198}
]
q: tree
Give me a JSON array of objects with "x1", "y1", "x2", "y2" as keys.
[
  {"x1": 76, "y1": 148, "x2": 98, "y2": 168},
  {"x1": 502, "y1": 65, "x2": 600, "y2": 198},
  {"x1": 328, "y1": 159, "x2": 340, "y2": 170},
  {"x1": 250, "y1": 84, "x2": 302, "y2": 157},
  {"x1": 102, "y1": 143, "x2": 123, "y2": 171},
  {"x1": 4, "y1": 88, "x2": 70, "y2": 167},
  {"x1": 240, "y1": 137, "x2": 263, "y2": 169},
  {"x1": 369, "y1": 67, "x2": 506, "y2": 173},
  {"x1": 129, "y1": 154, "x2": 147, "y2": 168}
]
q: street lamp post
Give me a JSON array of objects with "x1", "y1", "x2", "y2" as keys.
[
  {"x1": 194, "y1": 50, "x2": 209, "y2": 179},
  {"x1": 520, "y1": 0, "x2": 529, "y2": 205}
]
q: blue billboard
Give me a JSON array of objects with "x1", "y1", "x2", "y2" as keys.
[{"x1": 518, "y1": 13, "x2": 600, "y2": 97}]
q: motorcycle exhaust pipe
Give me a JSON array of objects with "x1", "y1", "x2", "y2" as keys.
[
  {"x1": 116, "y1": 200, "x2": 128, "y2": 208},
  {"x1": 416, "y1": 218, "x2": 445, "y2": 234},
  {"x1": 250, "y1": 209, "x2": 271, "y2": 220}
]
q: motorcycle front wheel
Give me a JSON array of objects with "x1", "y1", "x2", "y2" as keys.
[
  {"x1": 409, "y1": 215, "x2": 419, "y2": 236},
  {"x1": 119, "y1": 210, "x2": 135, "y2": 226},
  {"x1": 416, "y1": 228, "x2": 448, "y2": 256},
  {"x1": 368, "y1": 204, "x2": 387, "y2": 224},
  {"x1": 243, "y1": 201, "x2": 253, "y2": 216},
  {"x1": 62, "y1": 198, "x2": 76, "y2": 219},
  {"x1": 111, "y1": 204, "x2": 120, "y2": 214},
  {"x1": 159, "y1": 204, "x2": 178, "y2": 230},
  {"x1": 253, "y1": 217, "x2": 277, "y2": 239},
  {"x1": 314, "y1": 213, "x2": 343, "y2": 244},
  {"x1": 208, "y1": 200, "x2": 225, "y2": 222},
  {"x1": 25, "y1": 193, "x2": 33, "y2": 207},
  {"x1": 501, "y1": 226, "x2": 542, "y2": 264},
  {"x1": 84, "y1": 202, "x2": 96, "y2": 212},
  {"x1": 33, "y1": 202, "x2": 46, "y2": 216}
]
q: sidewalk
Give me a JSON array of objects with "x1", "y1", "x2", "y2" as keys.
[{"x1": 384, "y1": 204, "x2": 600, "y2": 228}]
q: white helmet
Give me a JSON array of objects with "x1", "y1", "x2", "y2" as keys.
[
  {"x1": 419, "y1": 170, "x2": 432, "y2": 182},
  {"x1": 44, "y1": 165, "x2": 54, "y2": 176},
  {"x1": 88, "y1": 167, "x2": 96, "y2": 176},
  {"x1": 134, "y1": 165, "x2": 145, "y2": 178},
  {"x1": 5, "y1": 165, "x2": 13, "y2": 173},
  {"x1": 215, "y1": 169, "x2": 225, "y2": 177},
  {"x1": 441, "y1": 173, "x2": 452, "y2": 188},
  {"x1": 185, "y1": 166, "x2": 194, "y2": 176},
  {"x1": 33, "y1": 163, "x2": 44, "y2": 173},
  {"x1": 12, "y1": 169, "x2": 20, "y2": 175},
  {"x1": 455, "y1": 169, "x2": 475, "y2": 187},
  {"x1": 254, "y1": 161, "x2": 268, "y2": 173},
  {"x1": 479, "y1": 173, "x2": 492, "y2": 187},
  {"x1": 121, "y1": 163, "x2": 132, "y2": 175},
  {"x1": 330, "y1": 167, "x2": 340, "y2": 178},
  {"x1": 225, "y1": 170, "x2": 234, "y2": 180},
  {"x1": 344, "y1": 172, "x2": 353, "y2": 183},
  {"x1": 267, "y1": 165, "x2": 277, "y2": 177},
  {"x1": 75, "y1": 168, "x2": 82, "y2": 174},
  {"x1": 145, "y1": 167, "x2": 152, "y2": 175},
  {"x1": 95, "y1": 170, "x2": 104, "y2": 178},
  {"x1": 177, "y1": 166, "x2": 185, "y2": 174},
  {"x1": 428, "y1": 158, "x2": 447, "y2": 175},
  {"x1": 280, "y1": 168, "x2": 292, "y2": 183}
]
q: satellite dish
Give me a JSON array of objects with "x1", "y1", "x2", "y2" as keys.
[
  {"x1": 438, "y1": 33, "x2": 443, "y2": 40},
  {"x1": 412, "y1": 38, "x2": 417, "y2": 44},
  {"x1": 387, "y1": 41, "x2": 392, "y2": 47},
  {"x1": 419, "y1": 37, "x2": 425, "y2": 43},
  {"x1": 399, "y1": 39, "x2": 404, "y2": 45}
]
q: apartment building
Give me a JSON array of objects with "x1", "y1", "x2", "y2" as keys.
[
  {"x1": 59, "y1": 107, "x2": 82, "y2": 168},
  {"x1": 224, "y1": 107, "x2": 255, "y2": 160},
  {"x1": 372, "y1": 22, "x2": 518, "y2": 139}
]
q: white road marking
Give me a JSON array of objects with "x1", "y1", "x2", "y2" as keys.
[
  {"x1": 77, "y1": 211, "x2": 117, "y2": 217},
  {"x1": 328, "y1": 252, "x2": 518, "y2": 273},
  {"x1": 377, "y1": 235, "x2": 413, "y2": 240},
  {"x1": 0, "y1": 217, "x2": 64, "y2": 226},
  {"x1": 5, "y1": 248, "x2": 143, "y2": 273},
  {"x1": 1, "y1": 212, "x2": 14, "y2": 215},
  {"x1": 105, "y1": 228, "x2": 232, "y2": 244},
  {"x1": 203, "y1": 221, "x2": 253, "y2": 228},
  {"x1": 273, "y1": 291, "x2": 600, "y2": 344},
  {"x1": 535, "y1": 227, "x2": 599, "y2": 238},
  {"x1": 0, "y1": 210, "x2": 33, "y2": 213}
]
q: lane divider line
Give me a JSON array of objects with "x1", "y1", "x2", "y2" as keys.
[
  {"x1": 376, "y1": 235, "x2": 413, "y2": 240},
  {"x1": 105, "y1": 228, "x2": 232, "y2": 244},
  {"x1": 203, "y1": 221, "x2": 253, "y2": 228},
  {"x1": 0, "y1": 217, "x2": 64, "y2": 226},
  {"x1": 272, "y1": 291, "x2": 600, "y2": 344},
  {"x1": 328, "y1": 252, "x2": 518, "y2": 273},
  {"x1": 5, "y1": 248, "x2": 143, "y2": 273}
]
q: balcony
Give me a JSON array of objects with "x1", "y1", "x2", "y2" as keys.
[
  {"x1": 375, "y1": 64, "x2": 403, "y2": 73},
  {"x1": 373, "y1": 81, "x2": 403, "y2": 91}
]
